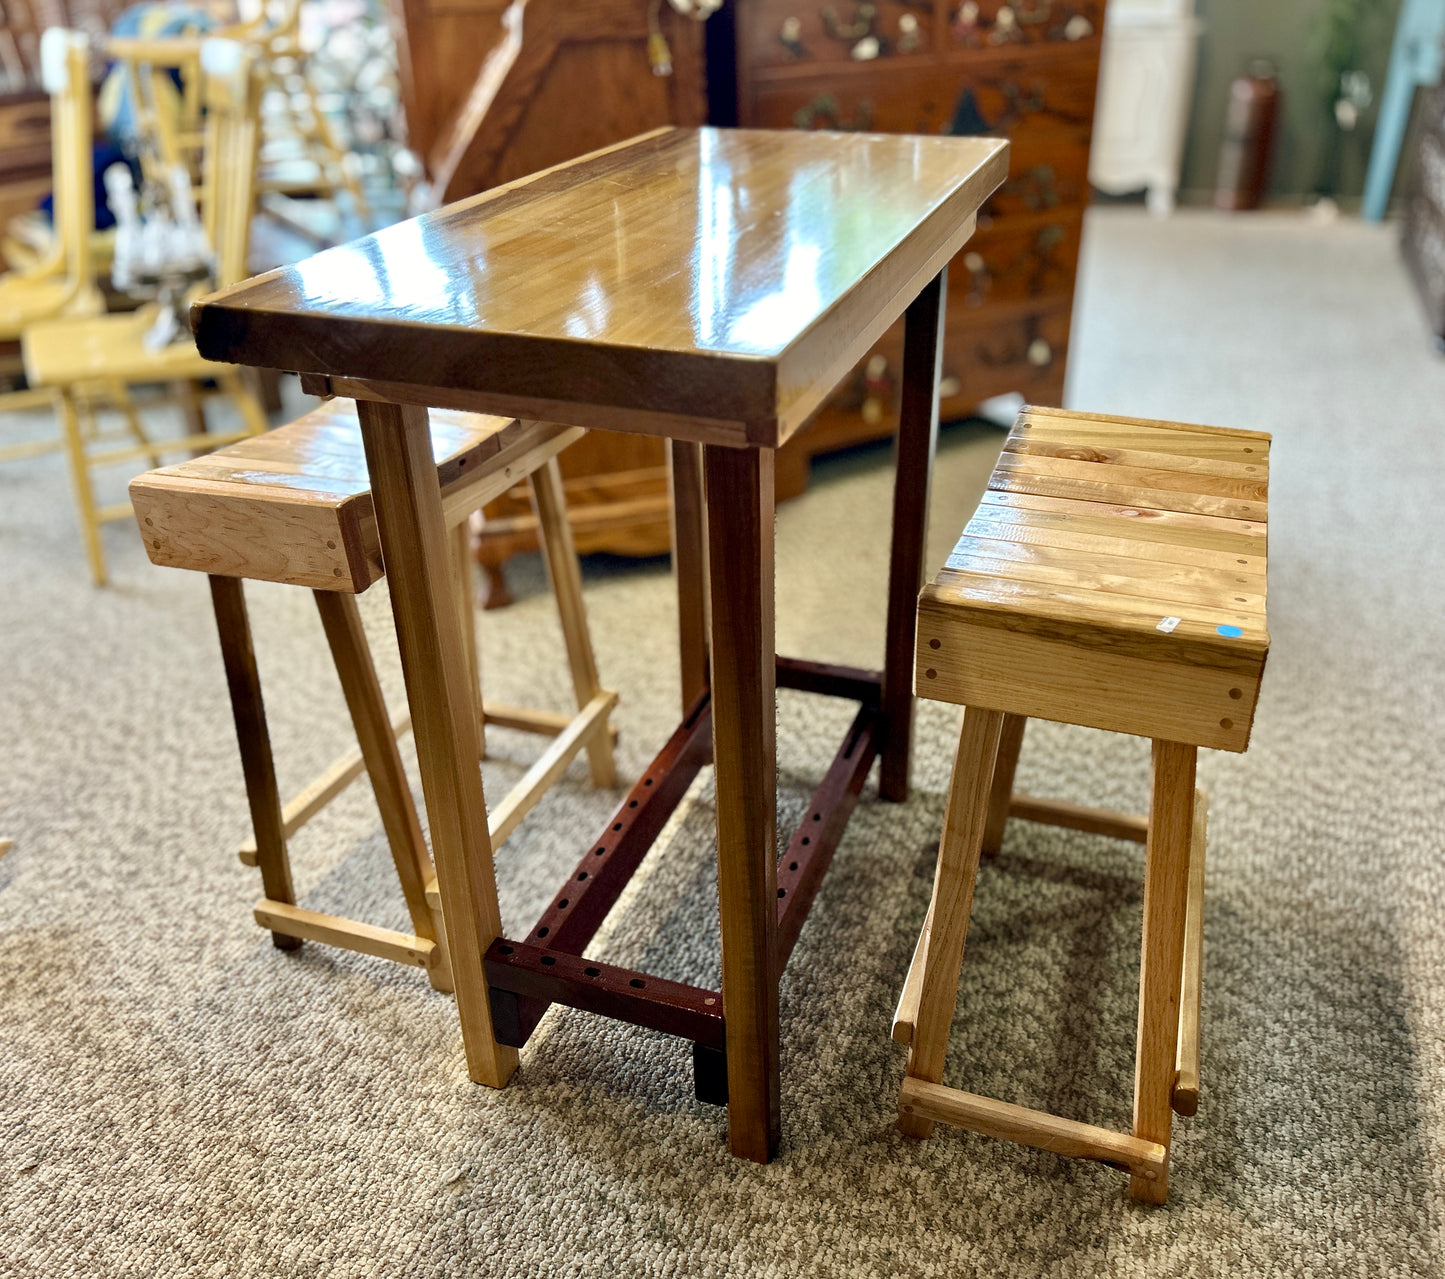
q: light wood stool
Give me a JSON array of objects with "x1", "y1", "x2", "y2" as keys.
[
  {"x1": 130, "y1": 399, "x2": 618, "y2": 992},
  {"x1": 892, "y1": 405, "x2": 1271, "y2": 1203}
]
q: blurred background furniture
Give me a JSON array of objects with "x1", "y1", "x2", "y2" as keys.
[
  {"x1": 0, "y1": 27, "x2": 103, "y2": 432},
  {"x1": 1365, "y1": 0, "x2": 1445, "y2": 221},
  {"x1": 23, "y1": 36, "x2": 270, "y2": 584},
  {"x1": 1089, "y1": 0, "x2": 1201, "y2": 214},
  {"x1": 1402, "y1": 76, "x2": 1445, "y2": 343}
]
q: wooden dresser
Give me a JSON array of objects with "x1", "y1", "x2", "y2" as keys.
[{"x1": 734, "y1": 0, "x2": 1106, "y2": 475}]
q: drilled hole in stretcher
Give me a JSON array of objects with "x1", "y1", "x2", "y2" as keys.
[
  {"x1": 789, "y1": 861, "x2": 798, "y2": 872},
  {"x1": 778, "y1": 888, "x2": 786, "y2": 898},
  {"x1": 497, "y1": 945, "x2": 513, "y2": 955},
  {"x1": 801, "y1": 837, "x2": 810, "y2": 846},
  {"x1": 630, "y1": 979, "x2": 645, "y2": 989},
  {"x1": 537, "y1": 926, "x2": 550, "y2": 938},
  {"x1": 585, "y1": 967, "x2": 600, "y2": 978},
  {"x1": 595, "y1": 847, "x2": 606, "y2": 857},
  {"x1": 577, "y1": 871, "x2": 589, "y2": 881},
  {"x1": 558, "y1": 899, "x2": 569, "y2": 909},
  {"x1": 541, "y1": 956, "x2": 556, "y2": 967}
]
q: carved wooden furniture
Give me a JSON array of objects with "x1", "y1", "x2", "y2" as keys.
[
  {"x1": 190, "y1": 125, "x2": 1007, "y2": 1161},
  {"x1": 23, "y1": 37, "x2": 271, "y2": 586},
  {"x1": 129, "y1": 398, "x2": 617, "y2": 988},
  {"x1": 734, "y1": 0, "x2": 1107, "y2": 469},
  {"x1": 892, "y1": 405, "x2": 1270, "y2": 1202}
]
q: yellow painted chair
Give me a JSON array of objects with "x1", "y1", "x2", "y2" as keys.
[
  {"x1": 0, "y1": 29, "x2": 106, "y2": 449},
  {"x1": 23, "y1": 37, "x2": 271, "y2": 586}
]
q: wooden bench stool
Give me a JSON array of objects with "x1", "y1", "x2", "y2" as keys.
[
  {"x1": 130, "y1": 399, "x2": 618, "y2": 992},
  {"x1": 891, "y1": 405, "x2": 1270, "y2": 1203}
]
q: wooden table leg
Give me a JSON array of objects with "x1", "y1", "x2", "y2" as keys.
[
  {"x1": 669, "y1": 439, "x2": 709, "y2": 716},
  {"x1": 208, "y1": 574, "x2": 301, "y2": 951},
  {"x1": 356, "y1": 398, "x2": 518, "y2": 1089},
  {"x1": 1131, "y1": 739, "x2": 1197, "y2": 1203},
  {"x1": 881, "y1": 268, "x2": 947, "y2": 802},
  {"x1": 704, "y1": 443, "x2": 780, "y2": 1163}
]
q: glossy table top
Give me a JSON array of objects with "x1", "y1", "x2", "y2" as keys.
[{"x1": 193, "y1": 127, "x2": 1008, "y2": 447}]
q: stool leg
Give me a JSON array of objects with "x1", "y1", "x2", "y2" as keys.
[
  {"x1": 450, "y1": 519, "x2": 485, "y2": 759},
  {"x1": 357, "y1": 398, "x2": 517, "y2": 1090},
  {"x1": 881, "y1": 268, "x2": 946, "y2": 801},
  {"x1": 899, "y1": 704, "x2": 1004, "y2": 1139},
  {"x1": 981, "y1": 714, "x2": 1027, "y2": 857},
  {"x1": 669, "y1": 439, "x2": 710, "y2": 716},
  {"x1": 1131, "y1": 739, "x2": 1197, "y2": 1203},
  {"x1": 313, "y1": 590, "x2": 455, "y2": 995},
  {"x1": 530, "y1": 457, "x2": 616, "y2": 788},
  {"x1": 208, "y1": 575, "x2": 301, "y2": 950}
]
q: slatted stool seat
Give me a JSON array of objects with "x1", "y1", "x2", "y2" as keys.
[
  {"x1": 130, "y1": 399, "x2": 618, "y2": 993},
  {"x1": 891, "y1": 406, "x2": 1270, "y2": 1203}
]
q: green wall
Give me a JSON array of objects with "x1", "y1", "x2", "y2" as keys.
[{"x1": 1177, "y1": 0, "x2": 1403, "y2": 203}]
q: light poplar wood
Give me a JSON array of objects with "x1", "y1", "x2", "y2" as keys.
[
  {"x1": 191, "y1": 129, "x2": 1007, "y2": 448},
  {"x1": 237, "y1": 705, "x2": 412, "y2": 864},
  {"x1": 486, "y1": 690, "x2": 618, "y2": 849},
  {"x1": 1173, "y1": 787, "x2": 1209, "y2": 1118},
  {"x1": 451, "y1": 518, "x2": 485, "y2": 760},
  {"x1": 981, "y1": 714, "x2": 1027, "y2": 857},
  {"x1": 314, "y1": 590, "x2": 454, "y2": 995},
  {"x1": 899, "y1": 406, "x2": 1269, "y2": 1199},
  {"x1": 1008, "y1": 794, "x2": 1150, "y2": 845},
  {"x1": 1132, "y1": 740, "x2": 1197, "y2": 1204},
  {"x1": 899, "y1": 1078, "x2": 1169, "y2": 1183},
  {"x1": 131, "y1": 400, "x2": 531, "y2": 591},
  {"x1": 253, "y1": 900, "x2": 437, "y2": 969},
  {"x1": 891, "y1": 900, "x2": 933, "y2": 1047},
  {"x1": 357, "y1": 398, "x2": 517, "y2": 1088},
  {"x1": 530, "y1": 456, "x2": 616, "y2": 788},
  {"x1": 705, "y1": 442, "x2": 780, "y2": 1163},
  {"x1": 899, "y1": 705, "x2": 1004, "y2": 1140}
]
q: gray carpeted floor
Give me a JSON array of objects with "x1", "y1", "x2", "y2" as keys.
[{"x1": 3, "y1": 207, "x2": 1445, "y2": 1276}]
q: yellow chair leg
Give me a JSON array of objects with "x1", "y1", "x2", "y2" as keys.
[{"x1": 58, "y1": 389, "x2": 107, "y2": 585}]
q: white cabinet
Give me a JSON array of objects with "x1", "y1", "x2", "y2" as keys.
[{"x1": 1090, "y1": 0, "x2": 1203, "y2": 214}]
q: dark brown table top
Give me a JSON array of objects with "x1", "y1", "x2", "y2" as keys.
[{"x1": 192, "y1": 126, "x2": 1007, "y2": 448}]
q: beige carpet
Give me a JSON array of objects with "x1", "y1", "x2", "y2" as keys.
[{"x1": 2, "y1": 207, "x2": 1444, "y2": 1276}]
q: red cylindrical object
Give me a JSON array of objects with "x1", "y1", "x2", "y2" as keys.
[{"x1": 1215, "y1": 61, "x2": 1280, "y2": 211}]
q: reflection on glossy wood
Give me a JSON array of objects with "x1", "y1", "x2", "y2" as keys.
[{"x1": 192, "y1": 127, "x2": 1006, "y2": 446}]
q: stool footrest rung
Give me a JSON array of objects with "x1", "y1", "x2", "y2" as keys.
[
  {"x1": 898, "y1": 1076, "x2": 1168, "y2": 1183},
  {"x1": 254, "y1": 899, "x2": 437, "y2": 969},
  {"x1": 1007, "y1": 793, "x2": 1148, "y2": 844}
]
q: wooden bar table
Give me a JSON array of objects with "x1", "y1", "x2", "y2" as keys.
[{"x1": 191, "y1": 127, "x2": 1008, "y2": 1162}]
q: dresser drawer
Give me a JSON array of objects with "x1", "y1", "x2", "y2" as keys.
[
  {"x1": 948, "y1": 0, "x2": 1104, "y2": 49},
  {"x1": 745, "y1": 48, "x2": 1099, "y2": 135},
  {"x1": 951, "y1": 212, "x2": 1082, "y2": 309},
  {"x1": 940, "y1": 298, "x2": 1073, "y2": 407},
  {"x1": 0, "y1": 93, "x2": 52, "y2": 181},
  {"x1": 983, "y1": 127, "x2": 1091, "y2": 218},
  {"x1": 740, "y1": 0, "x2": 936, "y2": 74}
]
